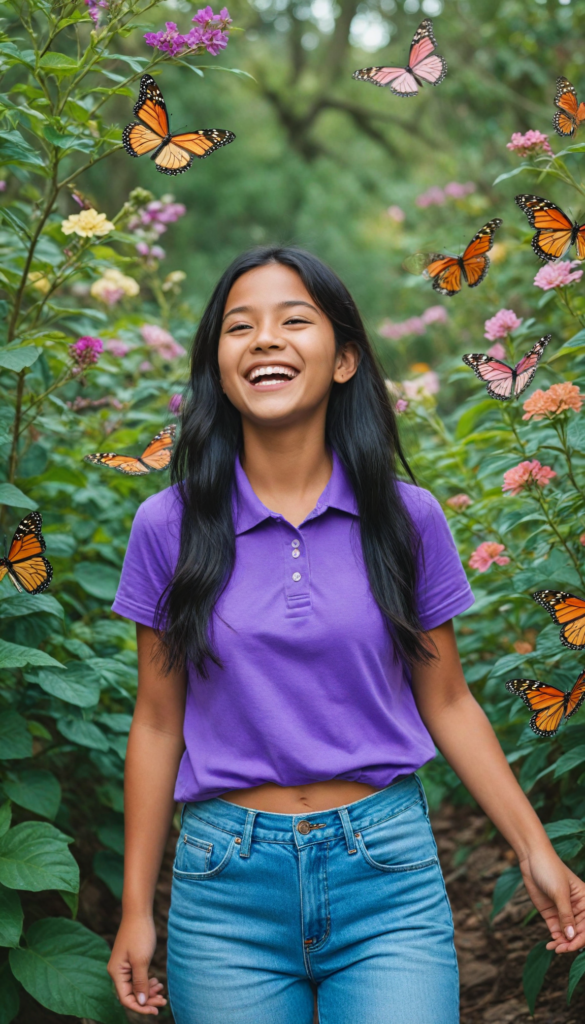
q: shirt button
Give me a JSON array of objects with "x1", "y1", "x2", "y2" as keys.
[
  {"x1": 291, "y1": 539, "x2": 300, "y2": 548},
  {"x1": 292, "y1": 572, "x2": 301, "y2": 582},
  {"x1": 292, "y1": 549, "x2": 300, "y2": 558}
]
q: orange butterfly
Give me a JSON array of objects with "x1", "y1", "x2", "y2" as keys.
[
  {"x1": 533, "y1": 589, "x2": 585, "y2": 650},
  {"x1": 123, "y1": 75, "x2": 235, "y2": 176},
  {"x1": 506, "y1": 673, "x2": 585, "y2": 737},
  {"x1": 0, "y1": 512, "x2": 53, "y2": 595},
  {"x1": 553, "y1": 77, "x2": 585, "y2": 138},
  {"x1": 422, "y1": 219, "x2": 502, "y2": 296},
  {"x1": 515, "y1": 194, "x2": 585, "y2": 262},
  {"x1": 84, "y1": 425, "x2": 176, "y2": 476}
]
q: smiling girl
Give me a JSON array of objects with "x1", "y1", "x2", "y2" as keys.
[{"x1": 108, "y1": 247, "x2": 585, "y2": 1023}]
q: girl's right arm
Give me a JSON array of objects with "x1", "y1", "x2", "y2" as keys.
[{"x1": 107, "y1": 623, "x2": 187, "y2": 1016}]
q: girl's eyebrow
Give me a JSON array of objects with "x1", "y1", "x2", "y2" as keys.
[{"x1": 222, "y1": 299, "x2": 320, "y2": 323}]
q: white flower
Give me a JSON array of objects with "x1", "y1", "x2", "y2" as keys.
[{"x1": 90, "y1": 268, "x2": 139, "y2": 305}]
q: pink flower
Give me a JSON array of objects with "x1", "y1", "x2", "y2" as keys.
[
  {"x1": 469, "y1": 542, "x2": 510, "y2": 572},
  {"x1": 85, "y1": 0, "x2": 107, "y2": 25},
  {"x1": 443, "y1": 181, "x2": 476, "y2": 199},
  {"x1": 484, "y1": 308, "x2": 522, "y2": 341},
  {"x1": 104, "y1": 339, "x2": 131, "y2": 357},
  {"x1": 395, "y1": 398, "x2": 409, "y2": 413},
  {"x1": 534, "y1": 260, "x2": 583, "y2": 290},
  {"x1": 138, "y1": 360, "x2": 153, "y2": 373},
  {"x1": 507, "y1": 130, "x2": 553, "y2": 157},
  {"x1": 379, "y1": 307, "x2": 447, "y2": 340},
  {"x1": 421, "y1": 305, "x2": 448, "y2": 325},
  {"x1": 415, "y1": 186, "x2": 445, "y2": 208},
  {"x1": 580, "y1": 534, "x2": 585, "y2": 547},
  {"x1": 402, "y1": 371, "x2": 440, "y2": 399},
  {"x1": 487, "y1": 342, "x2": 506, "y2": 359},
  {"x1": 69, "y1": 335, "x2": 103, "y2": 369},
  {"x1": 140, "y1": 324, "x2": 186, "y2": 360},
  {"x1": 502, "y1": 460, "x2": 557, "y2": 496},
  {"x1": 387, "y1": 205, "x2": 405, "y2": 223},
  {"x1": 0, "y1": 180, "x2": 6, "y2": 192},
  {"x1": 446, "y1": 494, "x2": 472, "y2": 511},
  {"x1": 169, "y1": 393, "x2": 183, "y2": 414}
]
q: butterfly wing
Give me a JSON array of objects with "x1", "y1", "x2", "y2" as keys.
[
  {"x1": 461, "y1": 218, "x2": 502, "y2": 287},
  {"x1": 409, "y1": 19, "x2": 447, "y2": 85},
  {"x1": 462, "y1": 354, "x2": 515, "y2": 400},
  {"x1": 133, "y1": 74, "x2": 169, "y2": 137},
  {"x1": 1, "y1": 512, "x2": 53, "y2": 595},
  {"x1": 505, "y1": 678, "x2": 567, "y2": 738},
  {"x1": 515, "y1": 195, "x2": 574, "y2": 261},
  {"x1": 423, "y1": 254, "x2": 462, "y2": 296},
  {"x1": 512, "y1": 334, "x2": 551, "y2": 397},
  {"x1": 84, "y1": 453, "x2": 150, "y2": 476},
  {"x1": 566, "y1": 670, "x2": 585, "y2": 720},
  {"x1": 533, "y1": 589, "x2": 585, "y2": 649},
  {"x1": 576, "y1": 226, "x2": 585, "y2": 260},
  {"x1": 352, "y1": 66, "x2": 419, "y2": 95},
  {"x1": 138, "y1": 425, "x2": 176, "y2": 471},
  {"x1": 553, "y1": 77, "x2": 579, "y2": 137},
  {"x1": 123, "y1": 122, "x2": 164, "y2": 158},
  {"x1": 170, "y1": 130, "x2": 236, "y2": 159},
  {"x1": 152, "y1": 142, "x2": 195, "y2": 176}
]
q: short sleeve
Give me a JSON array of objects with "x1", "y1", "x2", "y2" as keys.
[
  {"x1": 414, "y1": 491, "x2": 475, "y2": 631},
  {"x1": 111, "y1": 489, "x2": 180, "y2": 627}
]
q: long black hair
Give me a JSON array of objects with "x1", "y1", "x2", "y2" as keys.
[{"x1": 159, "y1": 246, "x2": 432, "y2": 674}]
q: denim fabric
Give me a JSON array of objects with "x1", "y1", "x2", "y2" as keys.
[{"x1": 167, "y1": 774, "x2": 459, "y2": 1024}]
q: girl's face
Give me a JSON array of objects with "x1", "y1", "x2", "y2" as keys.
[{"x1": 218, "y1": 263, "x2": 358, "y2": 429}]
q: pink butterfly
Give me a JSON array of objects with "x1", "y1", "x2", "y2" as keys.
[
  {"x1": 352, "y1": 20, "x2": 447, "y2": 97},
  {"x1": 462, "y1": 335, "x2": 551, "y2": 401}
]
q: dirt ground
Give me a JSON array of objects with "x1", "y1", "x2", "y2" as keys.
[{"x1": 16, "y1": 802, "x2": 585, "y2": 1023}]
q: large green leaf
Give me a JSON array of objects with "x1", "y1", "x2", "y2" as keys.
[
  {"x1": 2, "y1": 770, "x2": 61, "y2": 820},
  {"x1": 568, "y1": 951, "x2": 585, "y2": 1002},
  {"x1": 57, "y1": 717, "x2": 109, "y2": 751},
  {"x1": 0, "y1": 592, "x2": 63, "y2": 619},
  {"x1": 73, "y1": 562, "x2": 121, "y2": 601},
  {"x1": 34, "y1": 662, "x2": 101, "y2": 708},
  {"x1": 553, "y1": 746, "x2": 585, "y2": 780},
  {"x1": 523, "y1": 940, "x2": 553, "y2": 1014},
  {"x1": 93, "y1": 850, "x2": 124, "y2": 899},
  {"x1": 38, "y1": 52, "x2": 80, "y2": 74},
  {"x1": 0, "y1": 640, "x2": 61, "y2": 670},
  {"x1": 0, "y1": 803, "x2": 11, "y2": 838},
  {"x1": 544, "y1": 819, "x2": 585, "y2": 840},
  {"x1": 0, "y1": 884, "x2": 22, "y2": 947},
  {"x1": 0, "y1": 957, "x2": 19, "y2": 1024},
  {"x1": 0, "y1": 483, "x2": 37, "y2": 509},
  {"x1": 0, "y1": 711, "x2": 32, "y2": 760},
  {"x1": 0, "y1": 822, "x2": 78, "y2": 892},
  {"x1": 9, "y1": 918, "x2": 125, "y2": 1023},
  {"x1": 0, "y1": 347, "x2": 39, "y2": 372},
  {"x1": 0, "y1": 129, "x2": 44, "y2": 168},
  {"x1": 491, "y1": 865, "x2": 523, "y2": 919}
]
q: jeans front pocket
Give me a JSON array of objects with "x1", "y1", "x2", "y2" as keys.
[
  {"x1": 357, "y1": 797, "x2": 439, "y2": 874},
  {"x1": 173, "y1": 814, "x2": 237, "y2": 881}
]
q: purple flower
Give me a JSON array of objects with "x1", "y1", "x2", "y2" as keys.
[
  {"x1": 70, "y1": 335, "x2": 103, "y2": 370},
  {"x1": 141, "y1": 324, "x2": 186, "y2": 360},
  {"x1": 144, "y1": 8, "x2": 231, "y2": 56},
  {"x1": 0, "y1": 181, "x2": 6, "y2": 192},
  {"x1": 169, "y1": 393, "x2": 183, "y2": 413},
  {"x1": 85, "y1": 0, "x2": 108, "y2": 25}
]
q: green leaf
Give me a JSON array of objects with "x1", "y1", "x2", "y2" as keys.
[
  {"x1": 34, "y1": 662, "x2": 101, "y2": 708},
  {"x1": 491, "y1": 865, "x2": 523, "y2": 919},
  {"x1": 553, "y1": 746, "x2": 585, "y2": 779},
  {"x1": 493, "y1": 164, "x2": 532, "y2": 186},
  {"x1": 9, "y1": 918, "x2": 125, "y2": 1023},
  {"x1": 454, "y1": 399, "x2": 495, "y2": 440},
  {"x1": 73, "y1": 562, "x2": 120, "y2": 601},
  {"x1": 568, "y1": 951, "x2": 585, "y2": 1002},
  {"x1": 0, "y1": 592, "x2": 63, "y2": 619},
  {"x1": 0, "y1": 803, "x2": 11, "y2": 838},
  {"x1": 0, "y1": 884, "x2": 22, "y2": 947},
  {"x1": 0, "y1": 130, "x2": 44, "y2": 168},
  {"x1": 0, "y1": 640, "x2": 61, "y2": 670},
  {"x1": 523, "y1": 940, "x2": 553, "y2": 1014},
  {"x1": 93, "y1": 850, "x2": 123, "y2": 899},
  {"x1": 0, "y1": 711, "x2": 32, "y2": 760},
  {"x1": 0, "y1": 346, "x2": 39, "y2": 372},
  {"x1": 97, "y1": 822, "x2": 124, "y2": 855},
  {"x1": 2, "y1": 770, "x2": 61, "y2": 820},
  {"x1": 59, "y1": 889, "x2": 78, "y2": 918},
  {"x1": 57, "y1": 717, "x2": 109, "y2": 751},
  {"x1": 0, "y1": 957, "x2": 19, "y2": 1024},
  {"x1": 107, "y1": 53, "x2": 149, "y2": 72},
  {"x1": 0, "y1": 821, "x2": 78, "y2": 892},
  {"x1": 0, "y1": 209, "x2": 31, "y2": 241},
  {"x1": 38, "y1": 53, "x2": 80, "y2": 74},
  {"x1": 544, "y1": 818, "x2": 585, "y2": 839},
  {"x1": 567, "y1": 416, "x2": 585, "y2": 453},
  {"x1": 0, "y1": 483, "x2": 37, "y2": 509}
]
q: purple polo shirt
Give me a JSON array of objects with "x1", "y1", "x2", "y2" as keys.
[{"x1": 112, "y1": 453, "x2": 474, "y2": 802}]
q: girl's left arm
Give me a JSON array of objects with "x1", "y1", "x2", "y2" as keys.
[{"x1": 410, "y1": 618, "x2": 585, "y2": 954}]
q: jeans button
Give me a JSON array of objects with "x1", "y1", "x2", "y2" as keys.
[{"x1": 297, "y1": 820, "x2": 312, "y2": 834}]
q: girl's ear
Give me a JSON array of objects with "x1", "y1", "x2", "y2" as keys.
[{"x1": 333, "y1": 343, "x2": 360, "y2": 384}]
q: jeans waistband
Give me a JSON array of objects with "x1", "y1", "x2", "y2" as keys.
[{"x1": 182, "y1": 773, "x2": 425, "y2": 850}]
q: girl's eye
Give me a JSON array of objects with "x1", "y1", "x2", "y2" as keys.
[
  {"x1": 226, "y1": 322, "x2": 252, "y2": 333},
  {"x1": 284, "y1": 317, "x2": 309, "y2": 325}
]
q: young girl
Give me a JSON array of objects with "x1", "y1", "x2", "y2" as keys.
[{"x1": 108, "y1": 247, "x2": 585, "y2": 1023}]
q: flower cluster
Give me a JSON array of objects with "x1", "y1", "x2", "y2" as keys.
[
  {"x1": 469, "y1": 542, "x2": 510, "y2": 572},
  {"x1": 104, "y1": 339, "x2": 132, "y2": 358},
  {"x1": 446, "y1": 494, "x2": 472, "y2": 511},
  {"x1": 144, "y1": 7, "x2": 231, "y2": 58},
  {"x1": 394, "y1": 398, "x2": 409, "y2": 413},
  {"x1": 141, "y1": 324, "x2": 186, "y2": 361},
  {"x1": 128, "y1": 194, "x2": 186, "y2": 262},
  {"x1": 90, "y1": 268, "x2": 139, "y2": 306},
  {"x1": 85, "y1": 0, "x2": 107, "y2": 26},
  {"x1": 484, "y1": 308, "x2": 522, "y2": 341},
  {"x1": 401, "y1": 370, "x2": 440, "y2": 400},
  {"x1": 379, "y1": 305, "x2": 448, "y2": 341},
  {"x1": 522, "y1": 382, "x2": 584, "y2": 421},
  {"x1": 506, "y1": 130, "x2": 553, "y2": 157},
  {"x1": 533, "y1": 260, "x2": 583, "y2": 291},
  {"x1": 61, "y1": 208, "x2": 114, "y2": 239},
  {"x1": 487, "y1": 342, "x2": 506, "y2": 359},
  {"x1": 502, "y1": 460, "x2": 556, "y2": 496},
  {"x1": 415, "y1": 182, "x2": 475, "y2": 208},
  {"x1": 69, "y1": 336, "x2": 103, "y2": 372}
]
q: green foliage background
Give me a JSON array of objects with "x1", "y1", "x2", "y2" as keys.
[{"x1": 3, "y1": 0, "x2": 585, "y2": 1019}]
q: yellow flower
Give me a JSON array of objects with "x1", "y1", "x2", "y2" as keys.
[
  {"x1": 28, "y1": 272, "x2": 50, "y2": 294},
  {"x1": 490, "y1": 242, "x2": 508, "y2": 264},
  {"x1": 61, "y1": 208, "x2": 114, "y2": 238},
  {"x1": 90, "y1": 268, "x2": 139, "y2": 304},
  {"x1": 162, "y1": 270, "x2": 186, "y2": 293}
]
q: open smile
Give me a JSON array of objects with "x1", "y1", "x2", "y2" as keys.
[{"x1": 245, "y1": 364, "x2": 300, "y2": 390}]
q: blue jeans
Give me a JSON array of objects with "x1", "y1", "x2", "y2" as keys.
[{"x1": 167, "y1": 774, "x2": 459, "y2": 1024}]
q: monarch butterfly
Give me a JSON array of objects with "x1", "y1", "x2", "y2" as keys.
[
  {"x1": 123, "y1": 75, "x2": 235, "y2": 176},
  {"x1": 352, "y1": 19, "x2": 447, "y2": 97},
  {"x1": 506, "y1": 673, "x2": 585, "y2": 737},
  {"x1": 462, "y1": 335, "x2": 551, "y2": 401},
  {"x1": 421, "y1": 219, "x2": 503, "y2": 296},
  {"x1": 533, "y1": 589, "x2": 585, "y2": 650},
  {"x1": 514, "y1": 194, "x2": 585, "y2": 262},
  {"x1": 84, "y1": 425, "x2": 176, "y2": 476},
  {"x1": 553, "y1": 77, "x2": 585, "y2": 138},
  {"x1": 0, "y1": 512, "x2": 53, "y2": 595}
]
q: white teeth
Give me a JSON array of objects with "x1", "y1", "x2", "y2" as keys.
[{"x1": 248, "y1": 365, "x2": 298, "y2": 382}]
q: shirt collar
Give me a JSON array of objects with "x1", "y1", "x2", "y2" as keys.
[{"x1": 233, "y1": 450, "x2": 358, "y2": 535}]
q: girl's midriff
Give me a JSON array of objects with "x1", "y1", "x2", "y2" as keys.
[{"x1": 221, "y1": 779, "x2": 382, "y2": 814}]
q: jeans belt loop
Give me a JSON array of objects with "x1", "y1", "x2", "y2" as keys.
[
  {"x1": 338, "y1": 806, "x2": 358, "y2": 855},
  {"x1": 239, "y1": 809, "x2": 257, "y2": 858}
]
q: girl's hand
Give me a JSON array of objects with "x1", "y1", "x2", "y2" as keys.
[
  {"x1": 107, "y1": 913, "x2": 167, "y2": 1015},
  {"x1": 519, "y1": 845, "x2": 585, "y2": 954}
]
